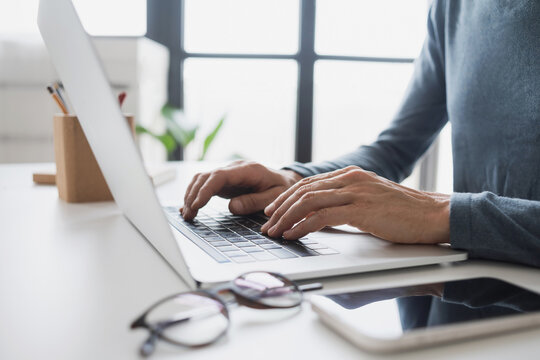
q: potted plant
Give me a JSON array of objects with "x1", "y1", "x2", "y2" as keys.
[{"x1": 136, "y1": 104, "x2": 225, "y2": 161}]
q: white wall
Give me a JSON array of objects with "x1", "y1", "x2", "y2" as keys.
[{"x1": 0, "y1": 36, "x2": 168, "y2": 163}]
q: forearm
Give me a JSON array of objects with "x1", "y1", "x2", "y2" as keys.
[{"x1": 450, "y1": 192, "x2": 540, "y2": 267}]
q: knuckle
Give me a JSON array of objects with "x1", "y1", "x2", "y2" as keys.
[
  {"x1": 300, "y1": 191, "x2": 315, "y2": 202},
  {"x1": 346, "y1": 168, "x2": 366, "y2": 180},
  {"x1": 243, "y1": 195, "x2": 256, "y2": 207},
  {"x1": 298, "y1": 177, "x2": 311, "y2": 186},
  {"x1": 199, "y1": 171, "x2": 211, "y2": 180},
  {"x1": 211, "y1": 169, "x2": 224, "y2": 178},
  {"x1": 299, "y1": 183, "x2": 313, "y2": 194},
  {"x1": 248, "y1": 162, "x2": 265, "y2": 172},
  {"x1": 365, "y1": 170, "x2": 377, "y2": 178},
  {"x1": 316, "y1": 207, "x2": 329, "y2": 219}
]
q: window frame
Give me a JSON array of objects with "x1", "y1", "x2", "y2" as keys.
[{"x1": 146, "y1": 0, "x2": 415, "y2": 163}]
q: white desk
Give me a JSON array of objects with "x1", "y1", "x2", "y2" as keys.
[{"x1": 2, "y1": 162, "x2": 540, "y2": 360}]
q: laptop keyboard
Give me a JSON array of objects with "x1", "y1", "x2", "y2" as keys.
[{"x1": 163, "y1": 207, "x2": 339, "y2": 264}]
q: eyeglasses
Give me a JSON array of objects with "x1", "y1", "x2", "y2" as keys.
[{"x1": 130, "y1": 271, "x2": 322, "y2": 357}]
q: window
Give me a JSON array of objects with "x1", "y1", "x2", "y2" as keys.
[{"x1": 151, "y1": 0, "x2": 429, "y2": 168}]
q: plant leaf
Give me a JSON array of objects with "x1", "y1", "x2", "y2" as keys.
[
  {"x1": 160, "y1": 104, "x2": 197, "y2": 147},
  {"x1": 135, "y1": 125, "x2": 177, "y2": 153},
  {"x1": 199, "y1": 115, "x2": 225, "y2": 160},
  {"x1": 160, "y1": 103, "x2": 177, "y2": 120},
  {"x1": 166, "y1": 117, "x2": 197, "y2": 147},
  {"x1": 157, "y1": 132, "x2": 177, "y2": 153}
]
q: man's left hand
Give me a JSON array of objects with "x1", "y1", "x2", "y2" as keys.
[{"x1": 260, "y1": 166, "x2": 450, "y2": 244}]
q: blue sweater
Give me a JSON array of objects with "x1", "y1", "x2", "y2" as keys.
[{"x1": 286, "y1": 0, "x2": 540, "y2": 266}]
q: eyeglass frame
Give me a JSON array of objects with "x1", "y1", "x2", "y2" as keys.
[{"x1": 130, "y1": 271, "x2": 322, "y2": 356}]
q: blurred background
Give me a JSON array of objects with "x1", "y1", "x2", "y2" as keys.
[{"x1": 0, "y1": 0, "x2": 453, "y2": 193}]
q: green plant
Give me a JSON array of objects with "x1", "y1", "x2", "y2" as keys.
[{"x1": 136, "y1": 104, "x2": 225, "y2": 161}]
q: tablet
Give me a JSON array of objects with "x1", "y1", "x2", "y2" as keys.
[{"x1": 310, "y1": 277, "x2": 540, "y2": 353}]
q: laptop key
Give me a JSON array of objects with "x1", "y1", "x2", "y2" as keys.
[
  {"x1": 215, "y1": 245, "x2": 237, "y2": 252},
  {"x1": 231, "y1": 255, "x2": 255, "y2": 263},
  {"x1": 242, "y1": 246, "x2": 265, "y2": 253},
  {"x1": 217, "y1": 233, "x2": 237, "y2": 239},
  {"x1": 223, "y1": 250, "x2": 247, "y2": 257},
  {"x1": 194, "y1": 231, "x2": 214, "y2": 236},
  {"x1": 227, "y1": 237, "x2": 247, "y2": 243},
  {"x1": 205, "y1": 236, "x2": 225, "y2": 242},
  {"x1": 268, "y1": 248, "x2": 297, "y2": 259},
  {"x1": 298, "y1": 239, "x2": 318, "y2": 245},
  {"x1": 244, "y1": 234, "x2": 264, "y2": 240},
  {"x1": 251, "y1": 252, "x2": 278, "y2": 261},
  {"x1": 315, "y1": 248, "x2": 340, "y2": 255},
  {"x1": 251, "y1": 239, "x2": 273, "y2": 245},
  {"x1": 260, "y1": 243, "x2": 282, "y2": 250},
  {"x1": 282, "y1": 242, "x2": 318, "y2": 257},
  {"x1": 211, "y1": 241, "x2": 231, "y2": 247},
  {"x1": 235, "y1": 242, "x2": 253, "y2": 248}
]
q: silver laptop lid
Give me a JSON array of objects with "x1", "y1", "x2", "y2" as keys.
[{"x1": 38, "y1": 0, "x2": 196, "y2": 289}]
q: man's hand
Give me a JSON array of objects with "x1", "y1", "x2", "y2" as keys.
[
  {"x1": 260, "y1": 166, "x2": 450, "y2": 244},
  {"x1": 181, "y1": 161, "x2": 302, "y2": 220}
]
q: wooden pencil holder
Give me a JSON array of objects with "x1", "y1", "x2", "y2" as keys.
[{"x1": 53, "y1": 114, "x2": 135, "y2": 203}]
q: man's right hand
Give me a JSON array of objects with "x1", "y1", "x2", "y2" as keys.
[{"x1": 180, "y1": 160, "x2": 303, "y2": 221}]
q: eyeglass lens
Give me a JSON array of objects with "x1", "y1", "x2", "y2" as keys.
[
  {"x1": 144, "y1": 292, "x2": 229, "y2": 348},
  {"x1": 232, "y1": 272, "x2": 303, "y2": 308}
]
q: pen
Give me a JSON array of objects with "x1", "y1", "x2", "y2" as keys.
[{"x1": 47, "y1": 85, "x2": 68, "y2": 115}]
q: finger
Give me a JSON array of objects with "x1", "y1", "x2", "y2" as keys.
[
  {"x1": 183, "y1": 173, "x2": 202, "y2": 210},
  {"x1": 183, "y1": 172, "x2": 211, "y2": 219},
  {"x1": 183, "y1": 161, "x2": 246, "y2": 211},
  {"x1": 261, "y1": 177, "x2": 345, "y2": 233},
  {"x1": 185, "y1": 163, "x2": 268, "y2": 219},
  {"x1": 282, "y1": 205, "x2": 353, "y2": 240},
  {"x1": 190, "y1": 171, "x2": 228, "y2": 210},
  {"x1": 264, "y1": 167, "x2": 353, "y2": 216},
  {"x1": 229, "y1": 187, "x2": 284, "y2": 215},
  {"x1": 266, "y1": 190, "x2": 350, "y2": 238}
]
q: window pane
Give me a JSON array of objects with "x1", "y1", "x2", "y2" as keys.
[
  {"x1": 184, "y1": 0, "x2": 299, "y2": 54},
  {"x1": 313, "y1": 61, "x2": 414, "y2": 162},
  {"x1": 183, "y1": 59, "x2": 297, "y2": 164},
  {"x1": 435, "y1": 124, "x2": 453, "y2": 193},
  {"x1": 315, "y1": 0, "x2": 427, "y2": 58}
]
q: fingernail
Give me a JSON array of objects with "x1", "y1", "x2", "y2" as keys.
[
  {"x1": 230, "y1": 199, "x2": 243, "y2": 213},
  {"x1": 283, "y1": 230, "x2": 291, "y2": 239},
  {"x1": 268, "y1": 225, "x2": 277, "y2": 236},
  {"x1": 261, "y1": 222, "x2": 269, "y2": 233},
  {"x1": 264, "y1": 204, "x2": 274, "y2": 215}
]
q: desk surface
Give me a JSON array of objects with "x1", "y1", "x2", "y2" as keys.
[{"x1": 2, "y1": 162, "x2": 540, "y2": 360}]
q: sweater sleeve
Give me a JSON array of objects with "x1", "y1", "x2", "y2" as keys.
[
  {"x1": 286, "y1": 0, "x2": 448, "y2": 183},
  {"x1": 450, "y1": 192, "x2": 540, "y2": 267}
]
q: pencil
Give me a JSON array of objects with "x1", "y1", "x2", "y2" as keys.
[
  {"x1": 53, "y1": 82, "x2": 69, "y2": 112},
  {"x1": 47, "y1": 86, "x2": 68, "y2": 115}
]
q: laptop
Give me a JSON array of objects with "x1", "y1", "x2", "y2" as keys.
[{"x1": 37, "y1": 0, "x2": 467, "y2": 289}]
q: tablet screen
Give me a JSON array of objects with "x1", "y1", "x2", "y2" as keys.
[{"x1": 320, "y1": 277, "x2": 540, "y2": 340}]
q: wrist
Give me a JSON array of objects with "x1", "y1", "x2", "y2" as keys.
[
  {"x1": 280, "y1": 169, "x2": 303, "y2": 187},
  {"x1": 430, "y1": 194, "x2": 451, "y2": 243}
]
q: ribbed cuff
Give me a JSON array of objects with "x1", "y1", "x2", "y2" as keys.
[{"x1": 450, "y1": 192, "x2": 473, "y2": 251}]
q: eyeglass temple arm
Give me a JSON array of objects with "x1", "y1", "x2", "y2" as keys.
[{"x1": 298, "y1": 283, "x2": 323, "y2": 292}]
